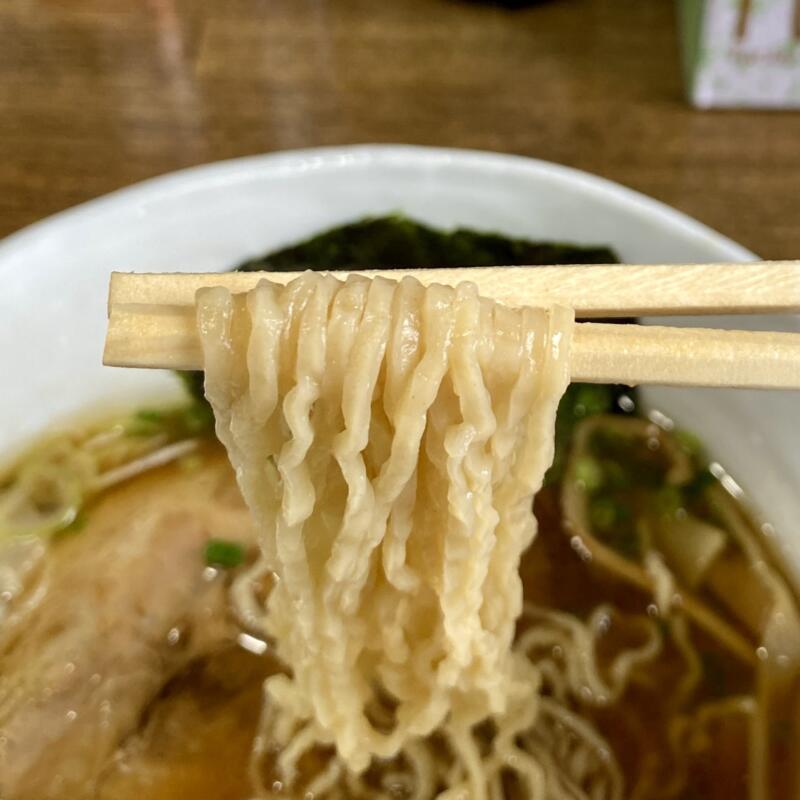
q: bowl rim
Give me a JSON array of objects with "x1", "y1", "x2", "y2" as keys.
[{"x1": 0, "y1": 144, "x2": 756, "y2": 263}]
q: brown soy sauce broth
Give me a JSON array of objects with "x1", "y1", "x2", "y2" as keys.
[
  {"x1": 1, "y1": 433, "x2": 798, "y2": 800},
  {"x1": 526, "y1": 487, "x2": 757, "y2": 800},
  {"x1": 78, "y1": 473, "x2": 800, "y2": 799},
  {"x1": 526, "y1": 425, "x2": 800, "y2": 800}
]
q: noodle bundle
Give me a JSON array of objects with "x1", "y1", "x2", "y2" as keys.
[{"x1": 196, "y1": 273, "x2": 573, "y2": 777}]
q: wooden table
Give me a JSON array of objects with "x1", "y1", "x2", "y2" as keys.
[{"x1": 2, "y1": 0, "x2": 799, "y2": 257}]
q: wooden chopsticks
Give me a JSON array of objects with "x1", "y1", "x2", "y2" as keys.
[
  {"x1": 109, "y1": 262, "x2": 800, "y2": 318},
  {"x1": 103, "y1": 263, "x2": 800, "y2": 390}
]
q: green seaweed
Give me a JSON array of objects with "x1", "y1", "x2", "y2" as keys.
[
  {"x1": 237, "y1": 215, "x2": 618, "y2": 273},
  {"x1": 181, "y1": 215, "x2": 634, "y2": 474}
]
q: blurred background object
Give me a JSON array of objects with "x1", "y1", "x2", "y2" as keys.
[
  {"x1": 0, "y1": 0, "x2": 798, "y2": 258},
  {"x1": 680, "y1": 0, "x2": 800, "y2": 108}
]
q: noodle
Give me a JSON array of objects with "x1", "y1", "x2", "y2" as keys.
[{"x1": 196, "y1": 273, "x2": 574, "y2": 782}]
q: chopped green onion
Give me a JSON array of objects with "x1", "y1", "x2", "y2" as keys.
[
  {"x1": 685, "y1": 467, "x2": 716, "y2": 497},
  {"x1": 135, "y1": 409, "x2": 165, "y2": 423},
  {"x1": 655, "y1": 486, "x2": 683, "y2": 517},
  {"x1": 125, "y1": 404, "x2": 214, "y2": 439},
  {"x1": 204, "y1": 538, "x2": 245, "y2": 568},
  {"x1": 572, "y1": 385, "x2": 614, "y2": 419},
  {"x1": 602, "y1": 460, "x2": 630, "y2": 490},
  {"x1": 125, "y1": 410, "x2": 165, "y2": 437},
  {"x1": 181, "y1": 402, "x2": 214, "y2": 435},
  {"x1": 574, "y1": 457, "x2": 604, "y2": 491},
  {"x1": 589, "y1": 497, "x2": 619, "y2": 531},
  {"x1": 60, "y1": 510, "x2": 88, "y2": 536}
]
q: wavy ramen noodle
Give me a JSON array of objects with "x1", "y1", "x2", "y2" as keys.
[{"x1": 196, "y1": 273, "x2": 574, "y2": 779}]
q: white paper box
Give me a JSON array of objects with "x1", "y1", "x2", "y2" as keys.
[{"x1": 680, "y1": 0, "x2": 800, "y2": 108}]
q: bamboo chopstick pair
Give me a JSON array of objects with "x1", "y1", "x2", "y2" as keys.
[{"x1": 103, "y1": 262, "x2": 800, "y2": 389}]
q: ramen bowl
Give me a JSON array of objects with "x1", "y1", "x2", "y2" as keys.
[{"x1": 0, "y1": 143, "x2": 797, "y2": 581}]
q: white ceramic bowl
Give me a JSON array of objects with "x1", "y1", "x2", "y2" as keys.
[{"x1": 1, "y1": 145, "x2": 797, "y2": 579}]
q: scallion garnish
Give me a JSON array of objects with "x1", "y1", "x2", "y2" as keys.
[{"x1": 204, "y1": 538, "x2": 245, "y2": 568}]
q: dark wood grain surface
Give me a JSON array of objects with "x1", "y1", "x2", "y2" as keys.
[{"x1": 1, "y1": 0, "x2": 799, "y2": 257}]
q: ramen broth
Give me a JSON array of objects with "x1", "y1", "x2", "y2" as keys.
[{"x1": 1, "y1": 406, "x2": 796, "y2": 800}]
